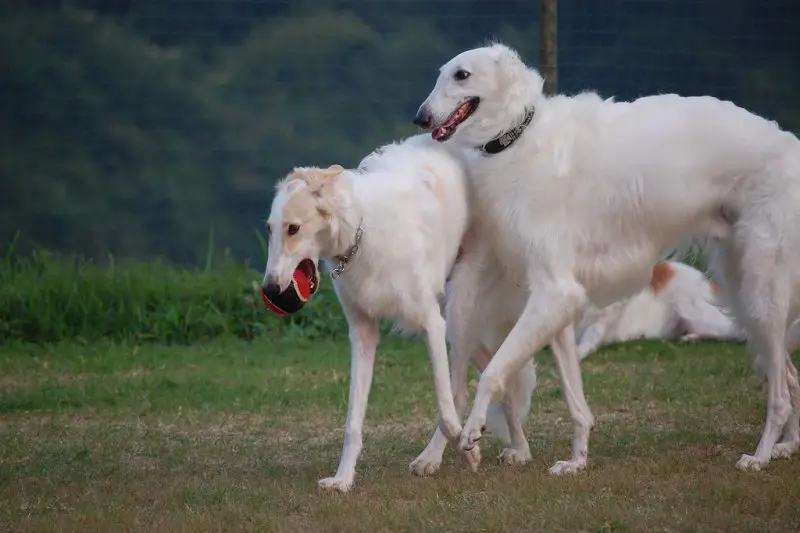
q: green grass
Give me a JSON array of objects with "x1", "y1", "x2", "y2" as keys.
[
  {"x1": 0, "y1": 249, "x2": 349, "y2": 344},
  {"x1": 1, "y1": 337, "x2": 799, "y2": 532},
  {"x1": 0, "y1": 247, "x2": 707, "y2": 345}
]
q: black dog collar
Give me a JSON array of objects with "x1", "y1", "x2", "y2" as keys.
[{"x1": 479, "y1": 108, "x2": 535, "y2": 155}]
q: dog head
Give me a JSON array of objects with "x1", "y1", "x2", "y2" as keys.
[
  {"x1": 414, "y1": 43, "x2": 544, "y2": 147},
  {"x1": 263, "y1": 164, "x2": 344, "y2": 292}
]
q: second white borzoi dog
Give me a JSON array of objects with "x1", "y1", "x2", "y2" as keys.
[
  {"x1": 263, "y1": 134, "x2": 535, "y2": 491},
  {"x1": 413, "y1": 42, "x2": 800, "y2": 473},
  {"x1": 575, "y1": 260, "x2": 745, "y2": 359}
]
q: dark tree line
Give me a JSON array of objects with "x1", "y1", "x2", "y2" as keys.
[{"x1": 1, "y1": 0, "x2": 797, "y2": 264}]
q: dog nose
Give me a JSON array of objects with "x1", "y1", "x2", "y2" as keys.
[
  {"x1": 264, "y1": 274, "x2": 279, "y2": 291},
  {"x1": 264, "y1": 281, "x2": 281, "y2": 295},
  {"x1": 414, "y1": 106, "x2": 433, "y2": 129}
]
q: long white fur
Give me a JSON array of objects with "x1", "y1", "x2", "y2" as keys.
[
  {"x1": 575, "y1": 260, "x2": 746, "y2": 359},
  {"x1": 263, "y1": 134, "x2": 533, "y2": 491},
  {"x1": 414, "y1": 42, "x2": 800, "y2": 474}
]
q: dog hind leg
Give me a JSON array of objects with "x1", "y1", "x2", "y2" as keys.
[
  {"x1": 772, "y1": 351, "x2": 800, "y2": 459},
  {"x1": 410, "y1": 260, "x2": 485, "y2": 475},
  {"x1": 496, "y1": 360, "x2": 536, "y2": 465},
  {"x1": 730, "y1": 230, "x2": 793, "y2": 471},
  {"x1": 422, "y1": 304, "x2": 462, "y2": 443},
  {"x1": 548, "y1": 323, "x2": 596, "y2": 474},
  {"x1": 409, "y1": 339, "x2": 476, "y2": 476}
]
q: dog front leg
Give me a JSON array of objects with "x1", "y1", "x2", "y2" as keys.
[
  {"x1": 458, "y1": 279, "x2": 588, "y2": 468},
  {"x1": 318, "y1": 314, "x2": 379, "y2": 492},
  {"x1": 548, "y1": 323, "x2": 595, "y2": 474}
]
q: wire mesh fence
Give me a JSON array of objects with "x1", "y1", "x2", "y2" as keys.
[
  {"x1": 1, "y1": 0, "x2": 797, "y2": 265},
  {"x1": 559, "y1": 0, "x2": 800, "y2": 132}
]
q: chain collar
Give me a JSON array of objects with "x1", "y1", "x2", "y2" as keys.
[{"x1": 330, "y1": 220, "x2": 363, "y2": 280}]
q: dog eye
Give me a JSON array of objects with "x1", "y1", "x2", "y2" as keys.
[
  {"x1": 287, "y1": 224, "x2": 300, "y2": 236},
  {"x1": 454, "y1": 69, "x2": 471, "y2": 81}
]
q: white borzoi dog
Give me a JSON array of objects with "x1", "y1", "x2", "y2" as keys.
[
  {"x1": 413, "y1": 42, "x2": 800, "y2": 473},
  {"x1": 263, "y1": 134, "x2": 535, "y2": 491},
  {"x1": 575, "y1": 260, "x2": 746, "y2": 359}
]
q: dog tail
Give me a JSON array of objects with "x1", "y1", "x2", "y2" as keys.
[{"x1": 484, "y1": 359, "x2": 537, "y2": 446}]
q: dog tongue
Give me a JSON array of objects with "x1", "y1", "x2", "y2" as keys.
[{"x1": 432, "y1": 126, "x2": 448, "y2": 140}]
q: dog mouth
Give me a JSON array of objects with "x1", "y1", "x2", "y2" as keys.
[
  {"x1": 297, "y1": 258, "x2": 320, "y2": 294},
  {"x1": 432, "y1": 98, "x2": 480, "y2": 142}
]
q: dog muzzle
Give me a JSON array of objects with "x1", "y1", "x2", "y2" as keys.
[{"x1": 262, "y1": 259, "x2": 320, "y2": 317}]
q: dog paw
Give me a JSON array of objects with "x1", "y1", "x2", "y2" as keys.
[
  {"x1": 771, "y1": 440, "x2": 800, "y2": 459},
  {"x1": 459, "y1": 444, "x2": 482, "y2": 472},
  {"x1": 318, "y1": 476, "x2": 354, "y2": 493},
  {"x1": 548, "y1": 458, "x2": 586, "y2": 476},
  {"x1": 498, "y1": 447, "x2": 532, "y2": 466},
  {"x1": 409, "y1": 452, "x2": 443, "y2": 477},
  {"x1": 459, "y1": 423, "x2": 485, "y2": 453},
  {"x1": 679, "y1": 333, "x2": 701, "y2": 342},
  {"x1": 735, "y1": 453, "x2": 767, "y2": 471}
]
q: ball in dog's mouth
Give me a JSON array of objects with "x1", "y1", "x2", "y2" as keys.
[
  {"x1": 297, "y1": 258, "x2": 320, "y2": 295},
  {"x1": 432, "y1": 98, "x2": 480, "y2": 142},
  {"x1": 261, "y1": 258, "x2": 320, "y2": 316}
]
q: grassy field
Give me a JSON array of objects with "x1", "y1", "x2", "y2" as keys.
[{"x1": 2, "y1": 336, "x2": 799, "y2": 532}]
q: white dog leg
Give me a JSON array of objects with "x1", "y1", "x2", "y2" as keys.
[
  {"x1": 409, "y1": 426, "x2": 449, "y2": 476},
  {"x1": 548, "y1": 324, "x2": 595, "y2": 475},
  {"x1": 423, "y1": 307, "x2": 463, "y2": 441},
  {"x1": 772, "y1": 355, "x2": 800, "y2": 459},
  {"x1": 497, "y1": 391, "x2": 532, "y2": 465},
  {"x1": 774, "y1": 323, "x2": 800, "y2": 457},
  {"x1": 733, "y1": 241, "x2": 795, "y2": 471},
  {"x1": 737, "y1": 348, "x2": 792, "y2": 471},
  {"x1": 458, "y1": 280, "x2": 588, "y2": 466},
  {"x1": 410, "y1": 313, "x2": 479, "y2": 475},
  {"x1": 318, "y1": 315, "x2": 379, "y2": 492},
  {"x1": 409, "y1": 344, "x2": 475, "y2": 475},
  {"x1": 476, "y1": 344, "x2": 534, "y2": 466},
  {"x1": 735, "y1": 323, "x2": 793, "y2": 470}
]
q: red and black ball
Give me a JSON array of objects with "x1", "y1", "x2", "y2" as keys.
[{"x1": 262, "y1": 259, "x2": 320, "y2": 316}]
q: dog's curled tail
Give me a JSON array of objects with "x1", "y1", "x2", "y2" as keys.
[{"x1": 484, "y1": 359, "x2": 537, "y2": 446}]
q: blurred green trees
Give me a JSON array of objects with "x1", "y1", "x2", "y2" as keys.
[{"x1": 1, "y1": 1, "x2": 797, "y2": 264}]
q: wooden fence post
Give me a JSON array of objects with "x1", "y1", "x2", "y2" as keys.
[{"x1": 540, "y1": 0, "x2": 558, "y2": 95}]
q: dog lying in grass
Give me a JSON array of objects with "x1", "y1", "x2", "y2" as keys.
[{"x1": 575, "y1": 260, "x2": 746, "y2": 360}]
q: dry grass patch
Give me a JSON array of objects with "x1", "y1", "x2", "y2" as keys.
[{"x1": 1, "y1": 337, "x2": 799, "y2": 532}]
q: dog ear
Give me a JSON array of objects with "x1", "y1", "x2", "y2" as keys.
[
  {"x1": 490, "y1": 44, "x2": 539, "y2": 91},
  {"x1": 310, "y1": 166, "x2": 343, "y2": 217},
  {"x1": 284, "y1": 166, "x2": 341, "y2": 217},
  {"x1": 490, "y1": 43, "x2": 519, "y2": 67},
  {"x1": 322, "y1": 164, "x2": 344, "y2": 177},
  {"x1": 308, "y1": 165, "x2": 343, "y2": 196}
]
